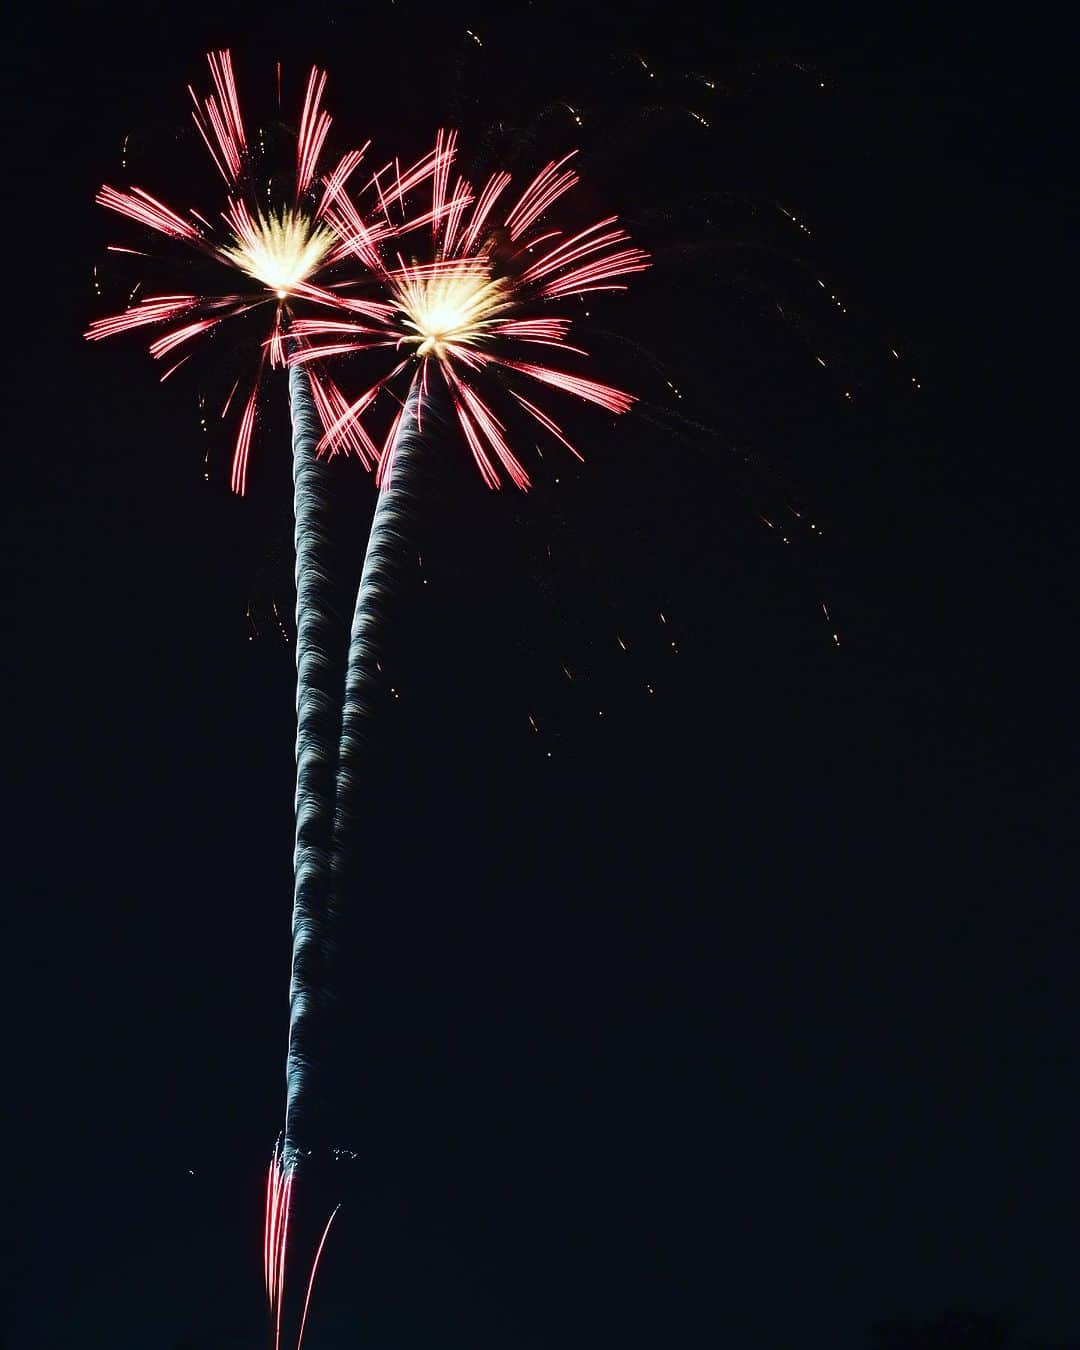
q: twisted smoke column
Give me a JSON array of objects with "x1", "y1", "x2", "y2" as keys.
[
  {"x1": 284, "y1": 355, "x2": 339, "y2": 1158},
  {"x1": 329, "y1": 385, "x2": 424, "y2": 905}
]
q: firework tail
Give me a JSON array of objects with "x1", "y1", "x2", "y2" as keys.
[
  {"x1": 264, "y1": 352, "x2": 344, "y2": 1346},
  {"x1": 329, "y1": 377, "x2": 424, "y2": 901},
  {"x1": 285, "y1": 355, "x2": 341, "y2": 1159},
  {"x1": 266, "y1": 370, "x2": 422, "y2": 1347}
]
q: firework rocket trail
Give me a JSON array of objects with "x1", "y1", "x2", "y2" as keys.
[
  {"x1": 284, "y1": 353, "x2": 341, "y2": 1165},
  {"x1": 329, "y1": 381, "x2": 425, "y2": 905}
]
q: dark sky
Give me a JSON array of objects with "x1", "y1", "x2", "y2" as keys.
[{"x1": 3, "y1": 2, "x2": 1077, "y2": 1347}]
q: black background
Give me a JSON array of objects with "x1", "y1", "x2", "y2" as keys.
[{"x1": 3, "y1": 1, "x2": 1077, "y2": 1346}]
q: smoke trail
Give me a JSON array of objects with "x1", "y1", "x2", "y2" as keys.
[
  {"x1": 284, "y1": 357, "x2": 341, "y2": 1158},
  {"x1": 330, "y1": 377, "x2": 424, "y2": 902}
]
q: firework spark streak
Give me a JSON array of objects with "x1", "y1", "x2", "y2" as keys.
[
  {"x1": 292, "y1": 134, "x2": 649, "y2": 486},
  {"x1": 284, "y1": 356, "x2": 340, "y2": 1159}
]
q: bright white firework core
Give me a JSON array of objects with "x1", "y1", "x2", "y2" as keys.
[
  {"x1": 223, "y1": 208, "x2": 336, "y2": 294},
  {"x1": 396, "y1": 262, "x2": 509, "y2": 361}
]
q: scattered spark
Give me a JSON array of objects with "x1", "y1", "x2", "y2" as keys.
[
  {"x1": 822, "y1": 602, "x2": 841, "y2": 646},
  {"x1": 779, "y1": 205, "x2": 812, "y2": 235}
]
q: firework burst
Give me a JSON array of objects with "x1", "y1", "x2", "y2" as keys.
[
  {"x1": 291, "y1": 130, "x2": 650, "y2": 489},
  {"x1": 85, "y1": 51, "x2": 452, "y2": 494}
]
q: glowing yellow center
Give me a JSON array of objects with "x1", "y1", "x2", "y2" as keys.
[
  {"x1": 396, "y1": 263, "x2": 509, "y2": 361},
  {"x1": 223, "y1": 208, "x2": 336, "y2": 294}
]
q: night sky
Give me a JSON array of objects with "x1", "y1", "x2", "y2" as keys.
[{"x1": 3, "y1": 2, "x2": 1077, "y2": 1347}]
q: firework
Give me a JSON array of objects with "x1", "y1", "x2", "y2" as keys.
[
  {"x1": 291, "y1": 130, "x2": 649, "y2": 489},
  {"x1": 85, "y1": 51, "x2": 450, "y2": 494},
  {"x1": 85, "y1": 54, "x2": 460, "y2": 1350},
  {"x1": 293, "y1": 135, "x2": 648, "y2": 901}
]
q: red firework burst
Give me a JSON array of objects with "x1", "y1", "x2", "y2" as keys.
[
  {"x1": 85, "y1": 50, "x2": 453, "y2": 494},
  {"x1": 289, "y1": 129, "x2": 651, "y2": 489}
]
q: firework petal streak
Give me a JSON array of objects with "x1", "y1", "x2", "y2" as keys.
[{"x1": 299, "y1": 135, "x2": 650, "y2": 484}]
